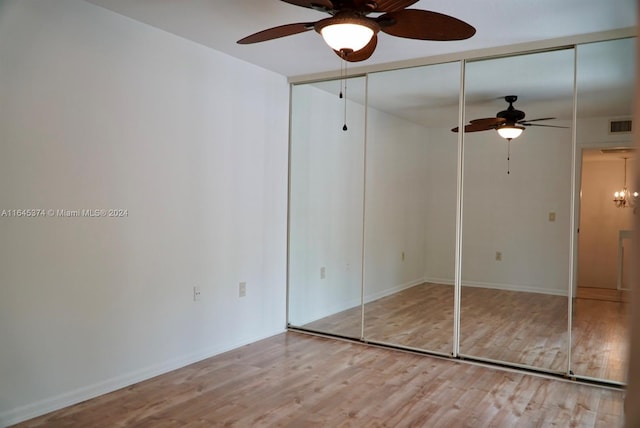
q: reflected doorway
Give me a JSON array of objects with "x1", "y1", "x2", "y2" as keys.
[{"x1": 573, "y1": 147, "x2": 633, "y2": 382}]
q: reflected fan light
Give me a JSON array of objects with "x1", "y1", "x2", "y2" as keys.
[
  {"x1": 496, "y1": 125, "x2": 525, "y2": 140},
  {"x1": 320, "y1": 23, "x2": 374, "y2": 52}
]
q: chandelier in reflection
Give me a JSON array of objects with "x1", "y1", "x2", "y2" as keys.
[{"x1": 613, "y1": 157, "x2": 638, "y2": 209}]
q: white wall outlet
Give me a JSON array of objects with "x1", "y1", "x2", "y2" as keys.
[
  {"x1": 548, "y1": 212, "x2": 556, "y2": 222},
  {"x1": 239, "y1": 281, "x2": 246, "y2": 298},
  {"x1": 320, "y1": 267, "x2": 326, "y2": 279},
  {"x1": 193, "y1": 286, "x2": 201, "y2": 302},
  {"x1": 495, "y1": 251, "x2": 502, "y2": 261}
]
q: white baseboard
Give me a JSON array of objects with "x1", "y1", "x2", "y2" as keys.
[
  {"x1": 363, "y1": 278, "x2": 425, "y2": 304},
  {"x1": 424, "y1": 277, "x2": 568, "y2": 296},
  {"x1": 461, "y1": 280, "x2": 567, "y2": 296},
  {"x1": 423, "y1": 277, "x2": 454, "y2": 286},
  {"x1": 0, "y1": 329, "x2": 286, "y2": 427}
]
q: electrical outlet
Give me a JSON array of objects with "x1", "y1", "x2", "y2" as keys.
[
  {"x1": 495, "y1": 251, "x2": 502, "y2": 261},
  {"x1": 548, "y1": 212, "x2": 556, "y2": 222},
  {"x1": 193, "y1": 286, "x2": 201, "y2": 302},
  {"x1": 320, "y1": 267, "x2": 326, "y2": 279},
  {"x1": 239, "y1": 282, "x2": 246, "y2": 298}
]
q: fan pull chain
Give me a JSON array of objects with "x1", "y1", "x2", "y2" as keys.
[
  {"x1": 342, "y1": 81, "x2": 348, "y2": 131},
  {"x1": 337, "y1": 56, "x2": 348, "y2": 131},
  {"x1": 507, "y1": 139, "x2": 511, "y2": 175},
  {"x1": 339, "y1": 57, "x2": 344, "y2": 99},
  {"x1": 342, "y1": 58, "x2": 348, "y2": 131}
]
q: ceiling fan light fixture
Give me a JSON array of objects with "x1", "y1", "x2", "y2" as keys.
[
  {"x1": 497, "y1": 124, "x2": 525, "y2": 140},
  {"x1": 315, "y1": 15, "x2": 379, "y2": 52}
]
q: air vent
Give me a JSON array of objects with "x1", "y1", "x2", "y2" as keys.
[{"x1": 609, "y1": 119, "x2": 632, "y2": 134}]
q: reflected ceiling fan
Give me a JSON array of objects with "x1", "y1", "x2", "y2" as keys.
[
  {"x1": 237, "y1": 0, "x2": 476, "y2": 62},
  {"x1": 452, "y1": 95, "x2": 569, "y2": 141}
]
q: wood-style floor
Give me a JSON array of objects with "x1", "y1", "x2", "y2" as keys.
[
  {"x1": 15, "y1": 332, "x2": 624, "y2": 427},
  {"x1": 302, "y1": 283, "x2": 628, "y2": 382}
]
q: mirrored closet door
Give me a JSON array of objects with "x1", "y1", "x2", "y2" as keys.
[
  {"x1": 460, "y1": 48, "x2": 575, "y2": 372},
  {"x1": 288, "y1": 76, "x2": 367, "y2": 339},
  {"x1": 572, "y1": 37, "x2": 636, "y2": 383},
  {"x1": 287, "y1": 36, "x2": 634, "y2": 385},
  {"x1": 362, "y1": 62, "x2": 460, "y2": 355}
]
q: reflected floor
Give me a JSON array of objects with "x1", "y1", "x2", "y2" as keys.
[
  {"x1": 572, "y1": 295, "x2": 629, "y2": 382},
  {"x1": 300, "y1": 283, "x2": 628, "y2": 382}
]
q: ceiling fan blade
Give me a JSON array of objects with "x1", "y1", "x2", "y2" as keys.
[
  {"x1": 237, "y1": 23, "x2": 314, "y2": 44},
  {"x1": 470, "y1": 117, "x2": 506, "y2": 127},
  {"x1": 379, "y1": 9, "x2": 476, "y2": 41},
  {"x1": 335, "y1": 34, "x2": 377, "y2": 62},
  {"x1": 355, "y1": 0, "x2": 419, "y2": 12},
  {"x1": 522, "y1": 123, "x2": 570, "y2": 129},
  {"x1": 279, "y1": 0, "x2": 334, "y2": 11},
  {"x1": 518, "y1": 117, "x2": 556, "y2": 123},
  {"x1": 451, "y1": 118, "x2": 505, "y2": 133},
  {"x1": 450, "y1": 124, "x2": 494, "y2": 133}
]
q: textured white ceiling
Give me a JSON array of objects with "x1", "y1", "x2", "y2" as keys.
[
  {"x1": 84, "y1": 0, "x2": 637, "y2": 78},
  {"x1": 82, "y1": 0, "x2": 636, "y2": 131}
]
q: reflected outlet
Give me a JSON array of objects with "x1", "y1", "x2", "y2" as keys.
[
  {"x1": 193, "y1": 286, "x2": 201, "y2": 302},
  {"x1": 495, "y1": 251, "x2": 502, "y2": 261},
  {"x1": 239, "y1": 282, "x2": 246, "y2": 298}
]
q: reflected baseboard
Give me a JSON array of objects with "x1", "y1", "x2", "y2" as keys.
[
  {"x1": 364, "y1": 278, "x2": 425, "y2": 304},
  {"x1": 576, "y1": 287, "x2": 630, "y2": 302},
  {"x1": 424, "y1": 277, "x2": 568, "y2": 297}
]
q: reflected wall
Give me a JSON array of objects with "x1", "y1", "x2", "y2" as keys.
[
  {"x1": 288, "y1": 77, "x2": 366, "y2": 339},
  {"x1": 363, "y1": 63, "x2": 460, "y2": 354}
]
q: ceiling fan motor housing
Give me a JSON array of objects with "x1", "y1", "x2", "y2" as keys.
[
  {"x1": 314, "y1": 11, "x2": 381, "y2": 35},
  {"x1": 497, "y1": 95, "x2": 525, "y2": 124}
]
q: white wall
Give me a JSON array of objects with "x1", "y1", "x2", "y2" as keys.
[
  {"x1": 423, "y1": 127, "x2": 460, "y2": 284},
  {"x1": 288, "y1": 82, "x2": 366, "y2": 325},
  {"x1": 364, "y1": 108, "x2": 429, "y2": 299},
  {"x1": 288, "y1": 82, "x2": 430, "y2": 325},
  {"x1": 0, "y1": 1, "x2": 289, "y2": 425}
]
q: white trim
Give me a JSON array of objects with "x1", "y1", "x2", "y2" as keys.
[{"x1": 0, "y1": 330, "x2": 285, "y2": 427}]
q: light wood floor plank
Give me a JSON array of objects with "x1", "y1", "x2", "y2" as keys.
[
  {"x1": 301, "y1": 283, "x2": 628, "y2": 381},
  {"x1": 14, "y1": 332, "x2": 624, "y2": 427}
]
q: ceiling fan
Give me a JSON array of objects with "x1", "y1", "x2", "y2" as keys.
[
  {"x1": 452, "y1": 95, "x2": 569, "y2": 141},
  {"x1": 237, "y1": 0, "x2": 476, "y2": 62}
]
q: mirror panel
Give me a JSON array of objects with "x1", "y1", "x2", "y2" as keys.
[
  {"x1": 287, "y1": 37, "x2": 635, "y2": 384},
  {"x1": 460, "y1": 49, "x2": 575, "y2": 371},
  {"x1": 573, "y1": 38, "x2": 635, "y2": 382},
  {"x1": 362, "y1": 63, "x2": 460, "y2": 354},
  {"x1": 288, "y1": 77, "x2": 366, "y2": 339}
]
